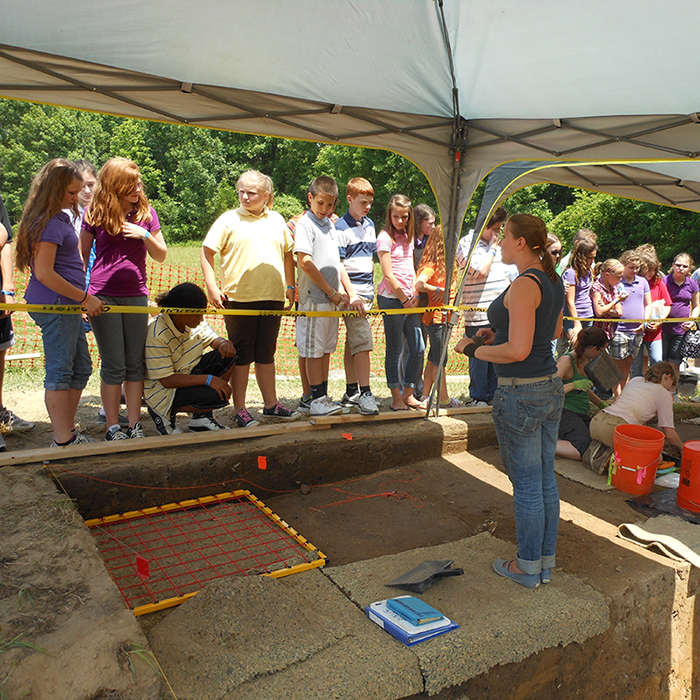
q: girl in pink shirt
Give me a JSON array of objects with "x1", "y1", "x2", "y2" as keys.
[{"x1": 376, "y1": 195, "x2": 425, "y2": 411}]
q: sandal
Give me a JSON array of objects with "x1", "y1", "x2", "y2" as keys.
[{"x1": 493, "y1": 559, "x2": 540, "y2": 589}]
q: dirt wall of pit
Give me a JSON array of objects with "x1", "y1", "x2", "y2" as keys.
[{"x1": 47, "y1": 415, "x2": 495, "y2": 520}]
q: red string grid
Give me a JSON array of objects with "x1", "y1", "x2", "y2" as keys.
[{"x1": 86, "y1": 490, "x2": 325, "y2": 614}]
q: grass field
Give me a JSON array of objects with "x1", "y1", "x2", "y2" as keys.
[
  {"x1": 164, "y1": 242, "x2": 202, "y2": 269},
  {"x1": 168, "y1": 241, "x2": 385, "y2": 286}
]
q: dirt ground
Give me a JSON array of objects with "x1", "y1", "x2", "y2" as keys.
[
  {"x1": 0, "y1": 385, "x2": 244, "y2": 451},
  {"x1": 3, "y1": 386, "x2": 700, "y2": 699}
]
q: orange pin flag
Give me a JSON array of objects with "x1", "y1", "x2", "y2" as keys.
[
  {"x1": 341, "y1": 433, "x2": 353, "y2": 441},
  {"x1": 258, "y1": 455, "x2": 267, "y2": 470}
]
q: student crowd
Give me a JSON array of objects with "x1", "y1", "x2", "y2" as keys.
[
  {"x1": 2, "y1": 159, "x2": 472, "y2": 447},
  {"x1": 4, "y1": 156, "x2": 695, "y2": 590}
]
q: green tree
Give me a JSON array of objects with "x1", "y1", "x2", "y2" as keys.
[
  {"x1": 0, "y1": 101, "x2": 111, "y2": 223},
  {"x1": 110, "y1": 119, "x2": 164, "y2": 199}
]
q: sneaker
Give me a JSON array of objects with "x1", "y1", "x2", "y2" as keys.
[
  {"x1": 592, "y1": 445, "x2": 613, "y2": 475},
  {"x1": 105, "y1": 427, "x2": 129, "y2": 441},
  {"x1": 357, "y1": 392, "x2": 379, "y2": 415},
  {"x1": 51, "y1": 432, "x2": 98, "y2": 447},
  {"x1": 128, "y1": 422, "x2": 146, "y2": 439},
  {"x1": 310, "y1": 395, "x2": 344, "y2": 417},
  {"x1": 96, "y1": 412, "x2": 129, "y2": 427},
  {"x1": 189, "y1": 413, "x2": 228, "y2": 431},
  {"x1": 470, "y1": 400, "x2": 489, "y2": 408},
  {"x1": 582, "y1": 440, "x2": 612, "y2": 474},
  {"x1": 297, "y1": 394, "x2": 313, "y2": 414},
  {"x1": 147, "y1": 407, "x2": 183, "y2": 436},
  {"x1": 262, "y1": 402, "x2": 300, "y2": 421},
  {"x1": 581, "y1": 440, "x2": 597, "y2": 469},
  {"x1": 440, "y1": 398, "x2": 464, "y2": 409},
  {"x1": 234, "y1": 408, "x2": 260, "y2": 428},
  {"x1": 0, "y1": 407, "x2": 34, "y2": 432},
  {"x1": 340, "y1": 391, "x2": 361, "y2": 408}
]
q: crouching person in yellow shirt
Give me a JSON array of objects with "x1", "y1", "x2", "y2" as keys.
[{"x1": 144, "y1": 282, "x2": 237, "y2": 435}]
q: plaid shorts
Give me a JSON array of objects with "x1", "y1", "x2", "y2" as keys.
[{"x1": 608, "y1": 330, "x2": 644, "y2": 360}]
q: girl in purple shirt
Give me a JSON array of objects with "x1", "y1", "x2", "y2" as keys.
[
  {"x1": 16, "y1": 159, "x2": 104, "y2": 447},
  {"x1": 609, "y1": 250, "x2": 650, "y2": 396},
  {"x1": 81, "y1": 158, "x2": 167, "y2": 441},
  {"x1": 662, "y1": 253, "x2": 700, "y2": 372},
  {"x1": 562, "y1": 237, "x2": 596, "y2": 343}
]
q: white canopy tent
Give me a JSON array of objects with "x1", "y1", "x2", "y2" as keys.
[
  {"x1": 4, "y1": 0, "x2": 700, "y2": 410},
  {"x1": 3, "y1": 0, "x2": 700, "y2": 251}
]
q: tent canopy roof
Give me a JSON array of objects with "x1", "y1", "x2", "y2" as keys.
[{"x1": 3, "y1": 0, "x2": 700, "y2": 226}]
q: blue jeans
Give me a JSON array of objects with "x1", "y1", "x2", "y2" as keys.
[
  {"x1": 630, "y1": 338, "x2": 663, "y2": 378},
  {"x1": 465, "y1": 326, "x2": 497, "y2": 402},
  {"x1": 30, "y1": 310, "x2": 92, "y2": 391},
  {"x1": 378, "y1": 296, "x2": 425, "y2": 389},
  {"x1": 426, "y1": 323, "x2": 448, "y2": 367},
  {"x1": 662, "y1": 332, "x2": 685, "y2": 364},
  {"x1": 491, "y1": 376, "x2": 565, "y2": 575}
]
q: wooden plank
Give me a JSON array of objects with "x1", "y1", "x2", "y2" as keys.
[
  {"x1": 0, "y1": 405, "x2": 491, "y2": 467},
  {"x1": 6, "y1": 353, "x2": 41, "y2": 361},
  {"x1": 309, "y1": 405, "x2": 491, "y2": 425},
  {"x1": 0, "y1": 421, "x2": 332, "y2": 468}
]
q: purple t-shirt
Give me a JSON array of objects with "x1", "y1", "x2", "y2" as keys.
[
  {"x1": 562, "y1": 268, "x2": 594, "y2": 318},
  {"x1": 82, "y1": 206, "x2": 160, "y2": 297},
  {"x1": 663, "y1": 273, "x2": 699, "y2": 335},
  {"x1": 25, "y1": 211, "x2": 86, "y2": 305},
  {"x1": 618, "y1": 275, "x2": 650, "y2": 333}
]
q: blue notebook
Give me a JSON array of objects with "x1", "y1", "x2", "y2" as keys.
[
  {"x1": 386, "y1": 595, "x2": 444, "y2": 625},
  {"x1": 366, "y1": 599, "x2": 458, "y2": 646}
]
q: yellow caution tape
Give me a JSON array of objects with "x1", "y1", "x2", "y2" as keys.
[{"x1": 2, "y1": 302, "x2": 697, "y2": 324}]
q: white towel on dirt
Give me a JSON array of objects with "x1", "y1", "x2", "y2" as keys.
[{"x1": 618, "y1": 516, "x2": 700, "y2": 568}]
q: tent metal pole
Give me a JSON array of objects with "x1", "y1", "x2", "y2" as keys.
[
  {"x1": 425, "y1": 0, "x2": 468, "y2": 418},
  {"x1": 425, "y1": 116, "x2": 467, "y2": 418}
]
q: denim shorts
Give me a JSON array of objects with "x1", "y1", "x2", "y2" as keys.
[
  {"x1": 608, "y1": 330, "x2": 643, "y2": 360},
  {"x1": 30, "y1": 310, "x2": 92, "y2": 392}
]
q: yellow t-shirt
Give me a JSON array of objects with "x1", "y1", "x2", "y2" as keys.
[
  {"x1": 202, "y1": 206, "x2": 293, "y2": 302},
  {"x1": 144, "y1": 314, "x2": 219, "y2": 419}
]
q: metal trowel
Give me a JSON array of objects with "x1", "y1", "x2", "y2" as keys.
[{"x1": 386, "y1": 559, "x2": 464, "y2": 594}]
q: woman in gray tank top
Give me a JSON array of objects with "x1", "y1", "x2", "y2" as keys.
[{"x1": 455, "y1": 214, "x2": 565, "y2": 589}]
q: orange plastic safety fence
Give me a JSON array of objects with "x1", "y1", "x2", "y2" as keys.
[{"x1": 10, "y1": 262, "x2": 471, "y2": 376}]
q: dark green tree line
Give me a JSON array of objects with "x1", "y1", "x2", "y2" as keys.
[{"x1": 1, "y1": 98, "x2": 699, "y2": 267}]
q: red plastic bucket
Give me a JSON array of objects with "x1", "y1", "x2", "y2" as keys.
[
  {"x1": 610, "y1": 424, "x2": 665, "y2": 495},
  {"x1": 678, "y1": 441, "x2": 700, "y2": 513}
]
